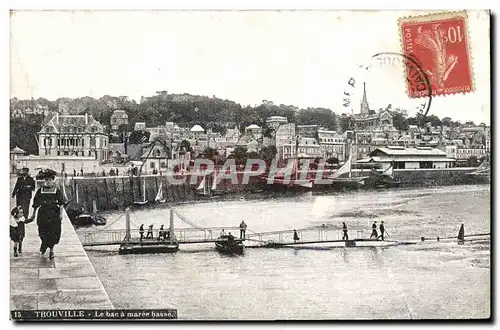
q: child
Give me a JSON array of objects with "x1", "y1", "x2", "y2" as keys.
[{"x1": 10, "y1": 206, "x2": 26, "y2": 257}]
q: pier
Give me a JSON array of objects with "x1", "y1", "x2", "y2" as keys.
[{"x1": 10, "y1": 198, "x2": 113, "y2": 310}]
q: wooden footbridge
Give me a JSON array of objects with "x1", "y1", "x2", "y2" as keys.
[{"x1": 76, "y1": 208, "x2": 489, "y2": 251}]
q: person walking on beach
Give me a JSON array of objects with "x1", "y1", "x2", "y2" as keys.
[
  {"x1": 73, "y1": 169, "x2": 77, "y2": 177},
  {"x1": 370, "y1": 222, "x2": 378, "y2": 240},
  {"x1": 378, "y1": 221, "x2": 387, "y2": 241},
  {"x1": 146, "y1": 224, "x2": 154, "y2": 239},
  {"x1": 239, "y1": 220, "x2": 247, "y2": 239},
  {"x1": 10, "y1": 206, "x2": 26, "y2": 257},
  {"x1": 139, "y1": 224, "x2": 145, "y2": 240},
  {"x1": 31, "y1": 169, "x2": 65, "y2": 260},
  {"x1": 293, "y1": 229, "x2": 300, "y2": 243},
  {"x1": 12, "y1": 167, "x2": 36, "y2": 219},
  {"x1": 342, "y1": 222, "x2": 349, "y2": 241},
  {"x1": 458, "y1": 224, "x2": 465, "y2": 241}
]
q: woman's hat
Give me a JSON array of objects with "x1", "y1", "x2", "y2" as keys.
[
  {"x1": 38, "y1": 169, "x2": 57, "y2": 180},
  {"x1": 11, "y1": 206, "x2": 21, "y2": 216}
]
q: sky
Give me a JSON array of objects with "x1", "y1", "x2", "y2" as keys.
[{"x1": 10, "y1": 10, "x2": 490, "y2": 124}]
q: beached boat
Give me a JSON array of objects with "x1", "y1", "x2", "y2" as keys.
[
  {"x1": 328, "y1": 155, "x2": 368, "y2": 189},
  {"x1": 133, "y1": 178, "x2": 149, "y2": 206},
  {"x1": 215, "y1": 235, "x2": 244, "y2": 254},
  {"x1": 155, "y1": 182, "x2": 167, "y2": 203},
  {"x1": 466, "y1": 155, "x2": 490, "y2": 183},
  {"x1": 195, "y1": 172, "x2": 225, "y2": 198}
]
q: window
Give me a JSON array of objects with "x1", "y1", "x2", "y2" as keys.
[
  {"x1": 394, "y1": 161, "x2": 405, "y2": 169},
  {"x1": 64, "y1": 151, "x2": 69, "y2": 156},
  {"x1": 57, "y1": 151, "x2": 60, "y2": 156},
  {"x1": 150, "y1": 162, "x2": 156, "y2": 169},
  {"x1": 419, "y1": 161, "x2": 433, "y2": 169},
  {"x1": 90, "y1": 137, "x2": 96, "y2": 147},
  {"x1": 161, "y1": 161, "x2": 166, "y2": 168}
]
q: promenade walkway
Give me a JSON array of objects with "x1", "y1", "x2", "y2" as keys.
[{"x1": 10, "y1": 190, "x2": 113, "y2": 310}]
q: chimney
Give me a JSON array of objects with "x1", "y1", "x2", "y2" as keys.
[{"x1": 85, "y1": 113, "x2": 88, "y2": 125}]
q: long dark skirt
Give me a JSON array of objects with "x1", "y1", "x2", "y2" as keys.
[
  {"x1": 38, "y1": 219, "x2": 61, "y2": 249},
  {"x1": 10, "y1": 223, "x2": 25, "y2": 242}
]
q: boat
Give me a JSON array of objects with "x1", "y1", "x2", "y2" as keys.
[
  {"x1": 133, "y1": 177, "x2": 149, "y2": 206},
  {"x1": 119, "y1": 209, "x2": 179, "y2": 254},
  {"x1": 364, "y1": 165, "x2": 401, "y2": 189},
  {"x1": 215, "y1": 235, "x2": 244, "y2": 254},
  {"x1": 259, "y1": 156, "x2": 315, "y2": 192},
  {"x1": 93, "y1": 214, "x2": 107, "y2": 226},
  {"x1": 72, "y1": 214, "x2": 94, "y2": 227},
  {"x1": 195, "y1": 172, "x2": 224, "y2": 198},
  {"x1": 328, "y1": 155, "x2": 368, "y2": 189},
  {"x1": 155, "y1": 182, "x2": 167, "y2": 203},
  {"x1": 466, "y1": 155, "x2": 491, "y2": 183}
]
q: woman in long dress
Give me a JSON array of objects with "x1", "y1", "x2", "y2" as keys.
[{"x1": 31, "y1": 169, "x2": 65, "y2": 259}]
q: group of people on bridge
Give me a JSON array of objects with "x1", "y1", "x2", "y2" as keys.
[
  {"x1": 340, "y1": 221, "x2": 389, "y2": 241},
  {"x1": 139, "y1": 224, "x2": 172, "y2": 241}
]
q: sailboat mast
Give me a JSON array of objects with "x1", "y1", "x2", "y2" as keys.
[
  {"x1": 125, "y1": 207, "x2": 131, "y2": 243},
  {"x1": 143, "y1": 178, "x2": 146, "y2": 202},
  {"x1": 169, "y1": 208, "x2": 174, "y2": 244}
]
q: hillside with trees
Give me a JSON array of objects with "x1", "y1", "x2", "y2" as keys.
[{"x1": 10, "y1": 91, "x2": 479, "y2": 156}]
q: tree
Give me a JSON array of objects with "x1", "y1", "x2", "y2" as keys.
[
  {"x1": 392, "y1": 112, "x2": 409, "y2": 131},
  {"x1": 339, "y1": 114, "x2": 352, "y2": 133},
  {"x1": 128, "y1": 130, "x2": 150, "y2": 144},
  {"x1": 230, "y1": 146, "x2": 248, "y2": 165},
  {"x1": 326, "y1": 157, "x2": 339, "y2": 165},
  {"x1": 468, "y1": 156, "x2": 478, "y2": 167},
  {"x1": 442, "y1": 117, "x2": 453, "y2": 127},
  {"x1": 10, "y1": 118, "x2": 41, "y2": 155},
  {"x1": 179, "y1": 139, "x2": 192, "y2": 152},
  {"x1": 426, "y1": 115, "x2": 442, "y2": 127},
  {"x1": 259, "y1": 145, "x2": 277, "y2": 162},
  {"x1": 296, "y1": 108, "x2": 337, "y2": 130},
  {"x1": 202, "y1": 147, "x2": 218, "y2": 160}
]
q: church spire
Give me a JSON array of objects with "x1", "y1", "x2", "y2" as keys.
[{"x1": 360, "y1": 82, "x2": 370, "y2": 115}]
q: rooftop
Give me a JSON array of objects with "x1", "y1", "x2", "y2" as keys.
[
  {"x1": 10, "y1": 146, "x2": 25, "y2": 154},
  {"x1": 190, "y1": 125, "x2": 204, "y2": 132},
  {"x1": 246, "y1": 124, "x2": 261, "y2": 130},
  {"x1": 370, "y1": 147, "x2": 447, "y2": 157}
]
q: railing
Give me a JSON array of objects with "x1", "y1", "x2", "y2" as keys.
[
  {"x1": 79, "y1": 226, "x2": 242, "y2": 246},
  {"x1": 247, "y1": 228, "x2": 365, "y2": 244},
  {"x1": 79, "y1": 226, "x2": 367, "y2": 247}
]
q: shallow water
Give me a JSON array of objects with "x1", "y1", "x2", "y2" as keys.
[{"x1": 86, "y1": 185, "x2": 490, "y2": 320}]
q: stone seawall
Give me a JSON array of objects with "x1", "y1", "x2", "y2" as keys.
[
  {"x1": 58, "y1": 168, "x2": 487, "y2": 213},
  {"x1": 393, "y1": 168, "x2": 486, "y2": 187},
  {"x1": 60, "y1": 173, "x2": 265, "y2": 213}
]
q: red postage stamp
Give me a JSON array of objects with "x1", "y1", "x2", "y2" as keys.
[{"x1": 399, "y1": 11, "x2": 473, "y2": 98}]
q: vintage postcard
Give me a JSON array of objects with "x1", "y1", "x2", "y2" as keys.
[{"x1": 9, "y1": 10, "x2": 490, "y2": 321}]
